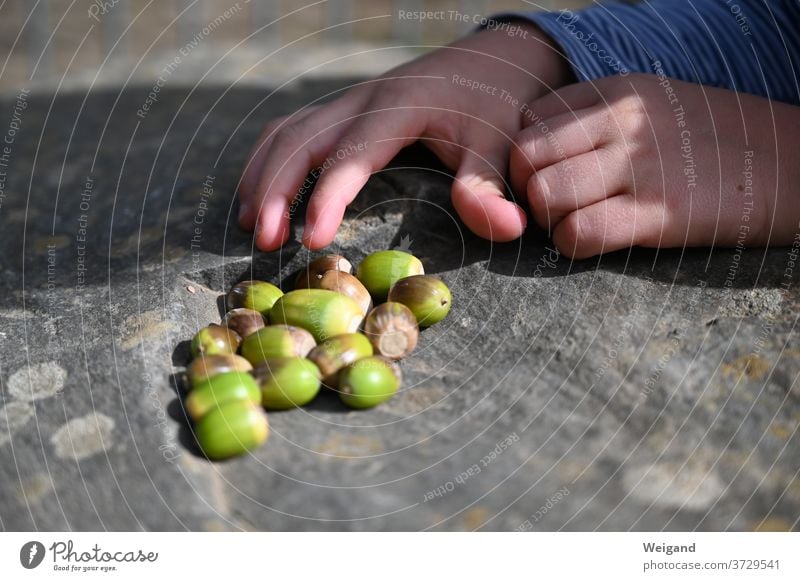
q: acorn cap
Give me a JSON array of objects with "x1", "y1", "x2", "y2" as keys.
[{"x1": 363, "y1": 302, "x2": 419, "y2": 360}]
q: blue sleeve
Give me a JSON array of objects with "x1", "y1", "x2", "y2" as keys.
[{"x1": 492, "y1": 0, "x2": 800, "y2": 105}]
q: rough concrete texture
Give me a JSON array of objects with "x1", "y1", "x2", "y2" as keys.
[{"x1": 0, "y1": 82, "x2": 798, "y2": 531}]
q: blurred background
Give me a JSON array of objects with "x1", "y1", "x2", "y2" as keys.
[{"x1": 1, "y1": 0, "x2": 591, "y2": 91}]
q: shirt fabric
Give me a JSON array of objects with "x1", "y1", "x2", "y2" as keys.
[{"x1": 495, "y1": 0, "x2": 800, "y2": 105}]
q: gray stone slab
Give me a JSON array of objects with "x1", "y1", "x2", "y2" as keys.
[{"x1": 0, "y1": 81, "x2": 798, "y2": 531}]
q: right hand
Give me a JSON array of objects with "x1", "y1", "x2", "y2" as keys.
[{"x1": 238, "y1": 23, "x2": 571, "y2": 251}]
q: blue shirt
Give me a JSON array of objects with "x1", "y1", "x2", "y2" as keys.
[{"x1": 499, "y1": 0, "x2": 800, "y2": 104}]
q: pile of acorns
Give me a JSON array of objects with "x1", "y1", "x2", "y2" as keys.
[{"x1": 182, "y1": 250, "x2": 452, "y2": 460}]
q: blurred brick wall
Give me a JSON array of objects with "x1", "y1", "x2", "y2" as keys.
[{"x1": 0, "y1": 0, "x2": 591, "y2": 90}]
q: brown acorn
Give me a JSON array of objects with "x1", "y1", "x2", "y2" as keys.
[
  {"x1": 295, "y1": 254, "x2": 353, "y2": 289},
  {"x1": 363, "y1": 302, "x2": 419, "y2": 360},
  {"x1": 226, "y1": 280, "x2": 283, "y2": 315},
  {"x1": 312, "y1": 270, "x2": 372, "y2": 316},
  {"x1": 187, "y1": 354, "x2": 253, "y2": 387},
  {"x1": 387, "y1": 275, "x2": 451, "y2": 327},
  {"x1": 190, "y1": 325, "x2": 242, "y2": 358},
  {"x1": 223, "y1": 308, "x2": 266, "y2": 339},
  {"x1": 307, "y1": 333, "x2": 373, "y2": 386}
]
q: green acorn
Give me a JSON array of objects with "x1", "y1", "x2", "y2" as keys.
[
  {"x1": 253, "y1": 357, "x2": 322, "y2": 410},
  {"x1": 363, "y1": 302, "x2": 419, "y2": 360},
  {"x1": 185, "y1": 371, "x2": 261, "y2": 422},
  {"x1": 294, "y1": 254, "x2": 353, "y2": 289},
  {"x1": 195, "y1": 400, "x2": 268, "y2": 460},
  {"x1": 190, "y1": 325, "x2": 241, "y2": 358},
  {"x1": 356, "y1": 250, "x2": 424, "y2": 301},
  {"x1": 187, "y1": 354, "x2": 253, "y2": 387},
  {"x1": 338, "y1": 356, "x2": 401, "y2": 409},
  {"x1": 307, "y1": 333, "x2": 373, "y2": 386},
  {"x1": 240, "y1": 324, "x2": 316, "y2": 366},
  {"x1": 226, "y1": 280, "x2": 284, "y2": 315},
  {"x1": 387, "y1": 275, "x2": 451, "y2": 327},
  {"x1": 269, "y1": 289, "x2": 364, "y2": 343},
  {"x1": 223, "y1": 308, "x2": 267, "y2": 339}
]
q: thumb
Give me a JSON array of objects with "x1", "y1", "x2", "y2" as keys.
[{"x1": 451, "y1": 142, "x2": 526, "y2": 242}]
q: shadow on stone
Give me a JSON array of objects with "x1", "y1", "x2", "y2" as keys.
[
  {"x1": 168, "y1": 370, "x2": 189, "y2": 397},
  {"x1": 215, "y1": 294, "x2": 227, "y2": 320},
  {"x1": 168, "y1": 342, "x2": 206, "y2": 459},
  {"x1": 167, "y1": 391, "x2": 206, "y2": 459},
  {"x1": 172, "y1": 340, "x2": 192, "y2": 369},
  {"x1": 304, "y1": 386, "x2": 349, "y2": 413}
]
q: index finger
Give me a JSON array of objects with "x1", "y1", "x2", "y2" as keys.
[{"x1": 302, "y1": 106, "x2": 425, "y2": 249}]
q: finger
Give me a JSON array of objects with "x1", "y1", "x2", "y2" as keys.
[
  {"x1": 249, "y1": 97, "x2": 367, "y2": 250},
  {"x1": 238, "y1": 106, "x2": 320, "y2": 204},
  {"x1": 528, "y1": 148, "x2": 626, "y2": 231},
  {"x1": 510, "y1": 104, "x2": 613, "y2": 194},
  {"x1": 552, "y1": 194, "x2": 663, "y2": 259},
  {"x1": 520, "y1": 81, "x2": 601, "y2": 127},
  {"x1": 451, "y1": 141, "x2": 526, "y2": 242},
  {"x1": 302, "y1": 108, "x2": 424, "y2": 249}
]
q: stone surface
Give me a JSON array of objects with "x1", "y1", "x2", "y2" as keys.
[{"x1": 0, "y1": 81, "x2": 798, "y2": 531}]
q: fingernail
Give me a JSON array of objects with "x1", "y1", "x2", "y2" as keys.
[{"x1": 301, "y1": 229, "x2": 315, "y2": 249}]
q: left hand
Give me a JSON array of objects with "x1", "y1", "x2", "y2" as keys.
[{"x1": 509, "y1": 73, "x2": 800, "y2": 259}]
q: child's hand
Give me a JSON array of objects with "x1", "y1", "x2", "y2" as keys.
[
  {"x1": 239, "y1": 24, "x2": 571, "y2": 251},
  {"x1": 510, "y1": 73, "x2": 800, "y2": 259}
]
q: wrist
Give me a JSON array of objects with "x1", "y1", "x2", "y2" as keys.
[{"x1": 466, "y1": 21, "x2": 574, "y2": 97}]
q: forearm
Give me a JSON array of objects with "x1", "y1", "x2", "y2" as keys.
[
  {"x1": 473, "y1": 22, "x2": 575, "y2": 94},
  {"x1": 444, "y1": 21, "x2": 575, "y2": 101},
  {"x1": 497, "y1": 0, "x2": 800, "y2": 104},
  {"x1": 770, "y1": 100, "x2": 800, "y2": 242}
]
